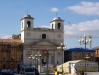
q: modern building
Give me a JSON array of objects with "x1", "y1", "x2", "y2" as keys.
[
  {"x1": 57, "y1": 60, "x2": 98, "y2": 74},
  {"x1": 64, "y1": 48, "x2": 95, "y2": 62},
  {"x1": 20, "y1": 14, "x2": 65, "y2": 72},
  {"x1": 0, "y1": 38, "x2": 23, "y2": 70}
]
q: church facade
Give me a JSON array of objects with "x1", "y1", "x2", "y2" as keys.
[{"x1": 20, "y1": 14, "x2": 65, "y2": 72}]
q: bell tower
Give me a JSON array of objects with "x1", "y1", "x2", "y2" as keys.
[
  {"x1": 20, "y1": 14, "x2": 34, "y2": 42},
  {"x1": 50, "y1": 15, "x2": 65, "y2": 45},
  {"x1": 20, "y1": 14, "x2": 34, "y2": 30},
  {"x1": 50, "y1": 15, "x2": 64, "y2": 31}
]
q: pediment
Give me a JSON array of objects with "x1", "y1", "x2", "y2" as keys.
[{"x1": 33, "y1": 39, "x2": 58, "y2": 46}]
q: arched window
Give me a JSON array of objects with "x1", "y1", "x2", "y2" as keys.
[
  {"x1": 22, "y1": 22, "x2": 23, "y2": 28},
  {"x1": 42, "y1": 34, "x2": 46, "y2": 39},
  {"x1": 52, "y1": 24, "x2": 53, "y2": 29},
  {"x1": 57, "y1": 23, "x2": 61, "y2": 29},
  {"x1": 27, "y1": 21, "x2": 31, "y2": 28}
]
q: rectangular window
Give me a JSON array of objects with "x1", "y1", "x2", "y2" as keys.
[
  {"x1": 3, "y1": 45, "x2": 5, "y2": 48},
  {"x1": 11, "y1": 56, "x2": 14, "y2": 60},
  {"x1": 11, "y1": 64, "x2": 13, "y2": 66},
  {"x1": 91, "y1": 53, "x2": 94, "y2": 56},
  {"x1": 86, "y1": 53, "x2": 88, "y2": 55},
  {"x1": 74, "y1": 53, "x2": 76, "y2": 56},
  {"x1": 57, "y1": 61, "x2": 59, "y2": 64},
  {"x1": 18, "y1": 56, "x2": 21, "y2": 61},
  {"x1": 19, "y1": 58, "x2": 20, "y2": 61},
  {"x1": 80, "y1": 53, "x2": 82, "y2": 56},
  {"x1": 11, "y1": 64, "x2": 13, "y2": 67},
  {"x1": 3, "y1": 57, "x2": 5, "y2": 61},
  {"x1": 11, "y1": 46, "x2": 14, "y2": 50}
]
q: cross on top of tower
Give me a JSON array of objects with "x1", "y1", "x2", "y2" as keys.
[
  {"x1": 26, "y1": 10, "x2": 28, "y2": 15},
  {"x1": 56, "y1": 13, "x2": 58, "y2": 17}
]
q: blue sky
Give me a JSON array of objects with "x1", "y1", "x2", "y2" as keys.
[{"x1": 0, "y1": 0, "x2": 99, "y2": 49}]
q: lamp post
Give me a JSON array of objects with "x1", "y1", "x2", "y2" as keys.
[
  {"x1": 57, "y1": 43, "x2": 67, "y2": 75},
  {"x1": 79, "y1": 35, "x2": 92, "y2": 75},
  {"x1": 46, "y1": 49, "x2": 49, "y2": 75},
  {"x1": 29, "y1": 55, "x2": 35, "y2": 66},
  {"x1": 35, "y1": 52, "x2": 42, "y2": 72}
]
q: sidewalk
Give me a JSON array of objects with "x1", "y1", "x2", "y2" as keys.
[
  {"x1": 65, "y1": 74, "x2": 77, "y2": 75},
  {"x1": 64, "y1": 73, "x2": 76, "y2": 75}
]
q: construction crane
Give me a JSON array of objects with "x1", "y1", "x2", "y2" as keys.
[{"x1": 64, "y1": 35, "x2": 99, "y2": 49}]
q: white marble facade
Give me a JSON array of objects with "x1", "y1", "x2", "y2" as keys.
[{"x1": 20, "y1": 14, "x2": 65, "y2": 70}]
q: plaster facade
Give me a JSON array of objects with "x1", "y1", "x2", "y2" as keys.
[
  {"x1": 57, "y1": 60, "x2": 98, "y2": 74},
  {"x1": 64, "y1": 48, "x2": 95, "y2": 62},
  {"x1": 0, "y1": 39, "x2": 23, "y2": 70},
  {"x1": 20, "y1": 14, "x2": 65, "y2": 72}
]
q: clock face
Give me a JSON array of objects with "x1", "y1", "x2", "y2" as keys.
[
  {"x1": 57, "y1": 34, "x2": 61, "y2": 38},
  {"x1": 27, "y1": 32, "x2": 31, "y2": 37}
]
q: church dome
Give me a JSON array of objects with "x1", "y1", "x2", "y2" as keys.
[
  {"x1": 24, "y1": 14, "x2": 32, "y2": 18},
  {"x1": 53, "y1": 16, "x2": 62, "y2": 20},
  {"x1": 50, "y1": 16, "x2": 64, "y2": 23},
  {"x1": 20, "y1": 14, "x2": 34, "y2": 21}
]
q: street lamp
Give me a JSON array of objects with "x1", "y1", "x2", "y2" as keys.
[
  {"x1": 57, "y1": 43, "x2": 67, "y2": 75},
  {"x1": 29, "y1": 55, "x2": 35, "y2": 66},
  {"x1": 46, "y1": 49, "x2": 49, "y2": 75},
  {"x1": 35, "y1": 52, "x2": 42, "y2": 72},
  {"x1": 79, "y1": 35, "x2": 92, "y2": 75}
]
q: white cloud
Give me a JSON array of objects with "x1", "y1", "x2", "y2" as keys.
[
  {"x1": 64, "y1": 19, "x2": 99, "y2": 37},
  {"x1": 37, "y1": 20, "x2": 99, "y2": 37},
  {"x1": 1, "y1": 19, "x2": 99, "y2": 39},
  {"x1": 49, "y1": 7, "x2": 59, "y2": 12},
  {"x1": 66, "y1": 1, "x2": 99, "y2": 15},
  {"x1": 0, "y1": 35, "x2": 11, "y2": 39}
]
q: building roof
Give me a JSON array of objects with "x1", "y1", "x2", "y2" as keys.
[
  {"x1": 53, "y1": 16, "x2": 62, "y2": 20},
  {"x1": 23, "y1": 14, "x2": 33, "y2": 18},
  {"x1": 50, "y1": 16, "x2": 64, "y2": 22},
  {"x1": 68, "y1": 60, "x2": 97, "y2": 64},
  {"x1": 68, "y1": 60, "x2": 81, "y2": 63},
  {"x1": 93, "y1": 46, "x2": 99, "y2": 49},
  {"x1": 0, "y1": 39, "x2": 22, "y2": 43},
  {"x1": 20, "y1": 14, "x2": 34, "y2": 21},
  {"x1": 64, "y1": 48, "x2": 95, "y2": 52}
]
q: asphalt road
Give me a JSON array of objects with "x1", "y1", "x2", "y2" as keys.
[
  {"x1": 15, "y1": 72, "x2": 99, "y2": 75},
  {"x1": 85, "y1": 72, "x2": 99, "y2": 75},
  {"x1": 40, "y1": 72, "x2": 99, "y2": 75},
  {"x1": 40, "y1": 73, "x2": 54, "y2": 75}
]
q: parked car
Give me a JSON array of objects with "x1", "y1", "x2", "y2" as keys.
[
  {"x1": 1, "y1": 69, "x2": 8, "y2": 72},
  {"x1": 20, "y1": 66, "x2": 37, "y2": 75},
  {"x1": 10, "y1": 71, "x2": 17, "y2": 75},
  {"x1": 34, "y1": 68, "x2": 39, "y2": 75},
  {"x1": 0, "y1": 72, "x2": 14, "y2": 75}
]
